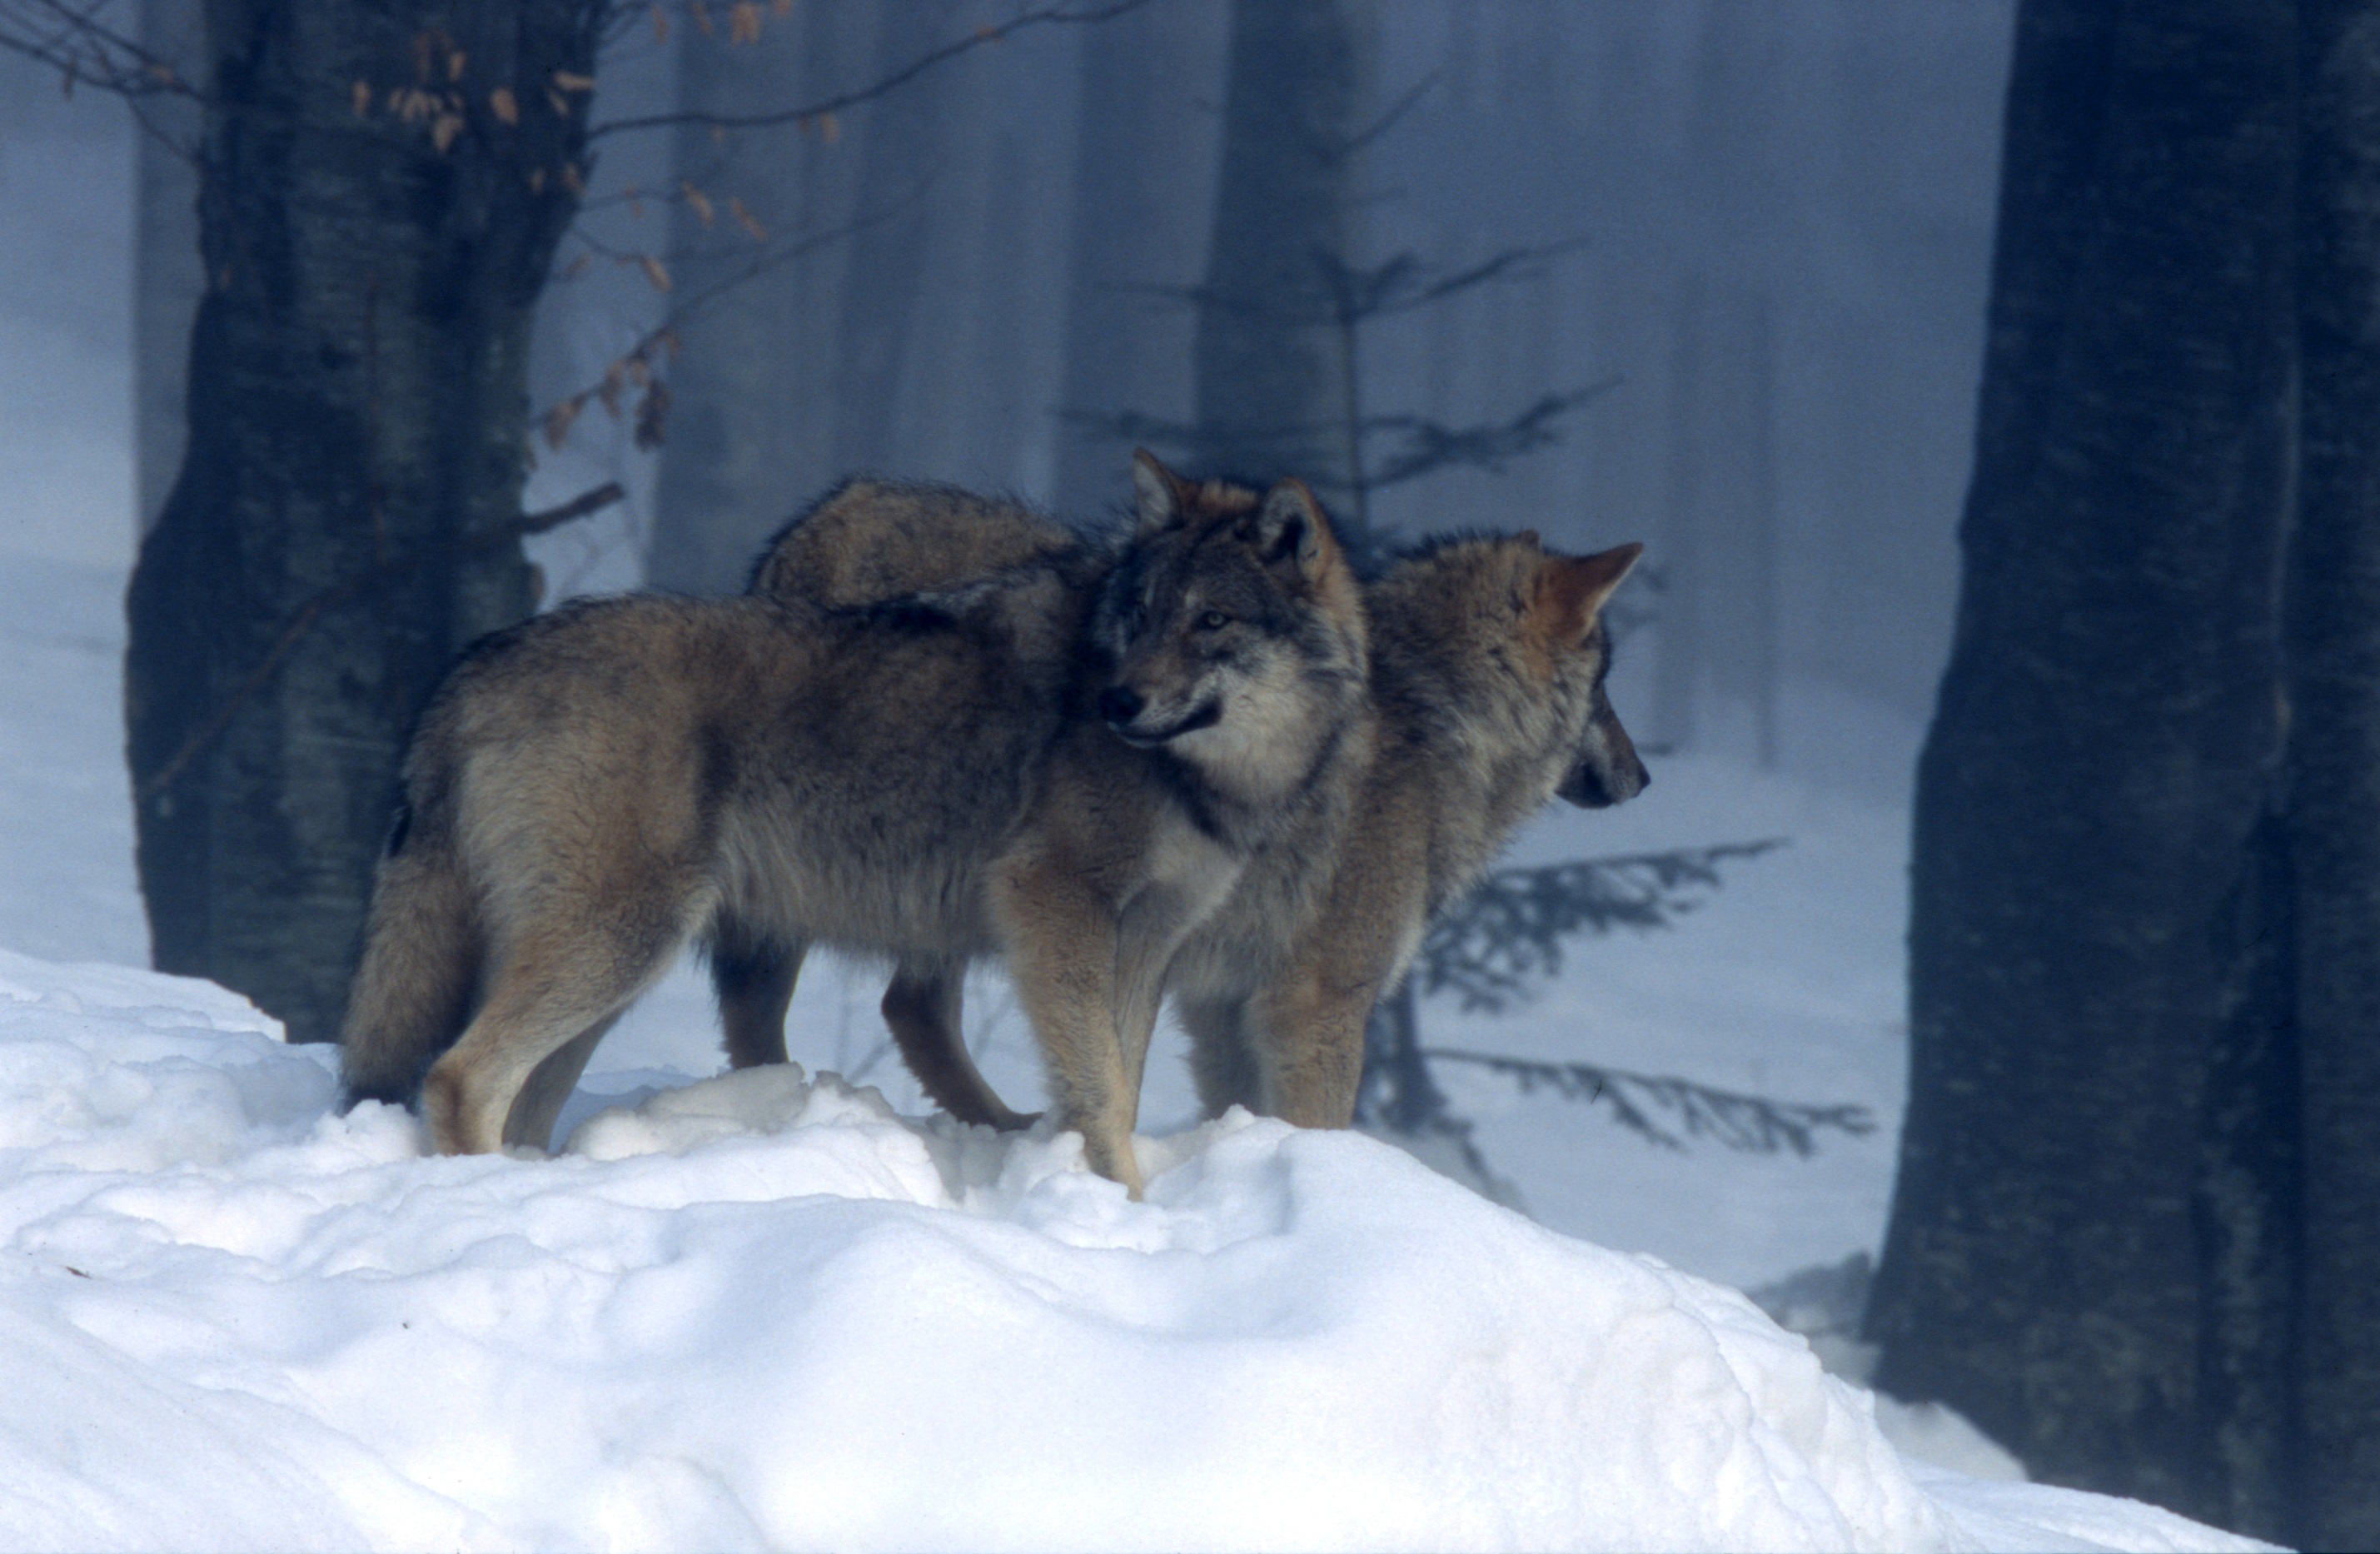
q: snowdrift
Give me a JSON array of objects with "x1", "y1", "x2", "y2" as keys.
[{"x1": 0, "y1": 950, "x2": 2267, "y2": 1552}]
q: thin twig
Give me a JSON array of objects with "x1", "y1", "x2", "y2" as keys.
[
  {"x1": 1423, "y1": 1047, "x2": 1876, "y2": 1157},
  {"x1": 0, "y1": 0, "x2": 202, "y2": 99},
  {"x1": 137, "y1": 483, "x2": 625, "y2": 802},
  {"x1": 587, "y1": 0, "x2": 1154, "y2": 142}
]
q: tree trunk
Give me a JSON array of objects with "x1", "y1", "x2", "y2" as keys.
[
  {"x1": 2287, "y1": 6, "x2": 2380, "y2": 1542},
  {"x1": 126, "y1": 0, "x2": 600, "y2": 1042},
  {"x1": 1049, "y1": 0, "x2": 1231, "y2": 521},
  {"x1": 1869, "y1": 0, "x2": 2294, "y2": 1517},
  {"x1": 1191, "y1": 0, "x2": 1375, "y2": 502},
  {"x1": 824, "y1": 3, "x2": 961, "y2": 478},
  {"x1": 134, "y1": 0, "x2": 207, "y2": 540}
]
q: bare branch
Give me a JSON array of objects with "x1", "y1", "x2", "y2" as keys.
[
  {"x1": 588, "y1": 0, "x2": 1154, "y2": 142},
  {"x1": 539, "y1": 180, "x2": 929, "y2": 449},
  {"x1": 1334, "y1": 68, "x2": 1440, "y2": 160},
  {"x1": 1062, "y1": 378, "x2": 1621, "y2": 494},
  {"x1": 1360, "y1": 377, "x2": 1621, "y2": 491},
  {"x1": 0, "y1": 0, "x2": 202, "y2": 101},
  {"x1": 1418, "y1": 840, "x2": 1787, "y2": 1014},
  {"x1": 1424, "y1": 1048, "x2": 1876, "y2": 1157}
]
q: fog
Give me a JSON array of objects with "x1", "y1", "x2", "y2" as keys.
[{"x1": 1, "y1": 0, "x2": 2012, "y2": 797}]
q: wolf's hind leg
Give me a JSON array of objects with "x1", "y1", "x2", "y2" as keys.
[
  {"x1": 502, "y1": 1011, "x2": 624, "y2": 1153},
  {"x1": 882, "y1": 961, "x2": 1038, "y2": 1130},
  {"x1": 421, "y1": 915, "x2": 684, "y2": 1155},
  {"x1": 711, "y1": 917, "x2": 804, "y2": 1068}
]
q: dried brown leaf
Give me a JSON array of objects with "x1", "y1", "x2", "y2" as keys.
[
  {"x1": 729, "y1": 196, "x2": 767, "y2": 242},
  {"x1": 431, "y1": 112, "x2": 464, "y2": 154},
  {"x1": 819, "y1": 111, "x2": 839, "y2": 144},
  {"x1": 562, "y1": 162, "x2": 585, "y2": 194},
  {"x1": 553, "y1": 70, "x2": 595, "y2": 92},
  {"x1": 490, "y1": 87, "x2": 519, "y2": 126},
  {"x1": 691, "y1": 2, "x2": 716, "y2": 37},
  {"x1": 544, "y1": 395, "x2": 584, "y2": 451},
  {"x1": 530, "y1": 166, "x2": 548, "y2": 194},
  {"x1": 446, "y1": 50, "x2": 466, "y2": 82},
  {"x1": 547, "y1": 87, "x2": 570, "y2": 117},
  {"x1": 682, "y1": 181, "x2": 714, "y2": 227},
  {"x1": 638, "y1": 253, "x2": 672, "y2": 293},
  {"x1": 729, "y1": 2, "x2": 761, "y2": 44},
  {"x1": 351, "y1": 79, "x2": 371, "y2": 117}
]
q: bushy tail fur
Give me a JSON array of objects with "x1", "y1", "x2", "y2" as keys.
[{"x1": 338, "y1": 803, "x2": 480, "y2": 1109}]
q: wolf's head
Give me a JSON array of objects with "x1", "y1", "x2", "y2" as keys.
[
  {"x1": 1089, "y1": 451, "x2": 1368, "y2": 802},
  {"x1": 1374, "y1": 533, "x2": 1647, "y2": 812},
  {"x1": 1537, "y1": 544, "x2": 1648, "y2": 808}
]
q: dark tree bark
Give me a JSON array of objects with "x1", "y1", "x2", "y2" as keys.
[
  {"x1": 2287, "y1": 5, "x2": 2380, "y2": 1542},
  {"x1": 127, "y1": 0, "x2": 601, "y2": 1042},
  {"x1": 1870, "y1": 0, "x2": 2296, "y2": 1518},
  {"x1": 1189, "y1": 0, "x2": 1375, "y2": 495}
]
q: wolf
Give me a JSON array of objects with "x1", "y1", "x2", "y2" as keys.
[
  {"x1": 769, "y1": 480, "x2": 1645, "y2": 1137},
  {"x1": 1178, "y1": 530, "x2": 1646, "y2": 1124},
  {"x1": 733, "y1": 454, "x2": 1390, "y2": 1133},
  {"x1": 337, "y1": 461, "x2": 1369, "y2": 1195}
]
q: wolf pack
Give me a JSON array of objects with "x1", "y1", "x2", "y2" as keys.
[{"x1": 340, "y1": 451, "x2": 1647, "y2": 1196}]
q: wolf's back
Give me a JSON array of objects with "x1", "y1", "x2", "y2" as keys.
[{"x1": 753, "y1": 478, "x2": 1079, "y2": 606}]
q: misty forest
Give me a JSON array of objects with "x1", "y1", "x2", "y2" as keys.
[{"x1": 0, "y1": 2, "x2": 2372, "y2": 1550}]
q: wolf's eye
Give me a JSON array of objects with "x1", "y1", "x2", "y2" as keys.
[{"x1": 1197, "y1": 610, "x2": 1232, "y2": 631}]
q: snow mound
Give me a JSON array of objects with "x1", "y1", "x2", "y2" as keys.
[{"x1": 0, "y1": 954, "x2": 2270, "y2": 1552}]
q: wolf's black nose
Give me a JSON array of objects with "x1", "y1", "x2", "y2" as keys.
[{"x1": 1099, "y1": 685, "x2": 1144, "y2": 726}]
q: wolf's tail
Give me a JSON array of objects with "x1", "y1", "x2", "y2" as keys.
[{"x1": 338, "y1": 801, "x2": 480, "y2": 1111}]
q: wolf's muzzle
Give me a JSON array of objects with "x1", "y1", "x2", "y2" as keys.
[
  {"x1": 1098, "y1": 685, "x2": 1144, "y2": 727},
  {"x1": 1106, "y1": 693, "x2": 1223, "y2": 748}
]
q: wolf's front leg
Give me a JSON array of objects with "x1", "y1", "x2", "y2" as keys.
[
  {"x1": 991, "y1": 854, "x2": 1144, "y2": 1197},
  {"x1": 1251, "y1": 891, "x2": 1426, "y2": 1129}
]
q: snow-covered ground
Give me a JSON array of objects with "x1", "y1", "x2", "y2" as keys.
[{"x1": 0, "y1": 949, "x2": 2270, "y2": 1552}]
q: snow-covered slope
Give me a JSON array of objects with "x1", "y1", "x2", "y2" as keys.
[{"x1": 0, "y1": 951, "x2": 2269, "y2": 1552}]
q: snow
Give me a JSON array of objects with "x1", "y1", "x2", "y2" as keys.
[{"x1": 0, "y1": 950, "x2": 2273, "y2": 1552}]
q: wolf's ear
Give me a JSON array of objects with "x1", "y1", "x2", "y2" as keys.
[
  {"x1": 1133, "y1": 449, "x2": 1192, "y2": 536},
  {"x1": 1534, "y1": 541, "x2": 1644, "y2": 642},
  {"x1": 1244, "y1": 478, "x2": 1339, "y2": 585}
]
